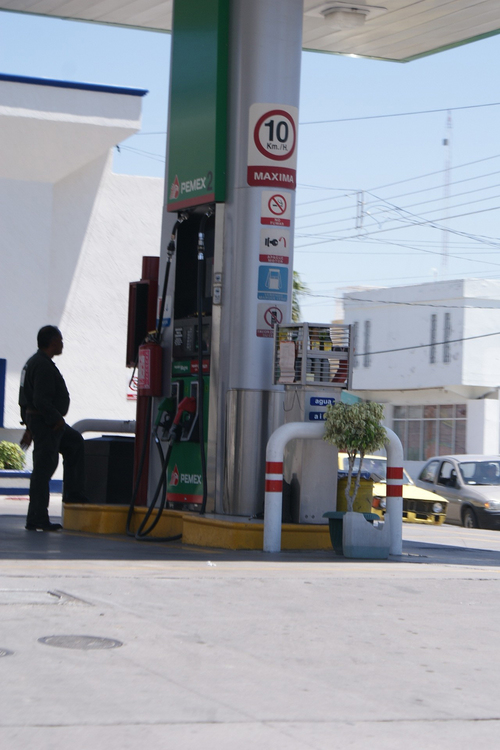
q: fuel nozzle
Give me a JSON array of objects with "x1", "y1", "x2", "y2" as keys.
[
  {"x1": 155, "y1": 396, "x2": 176, "y2": 439},
  {"x1": 168, "y1": 396, "x2": 197, "y2": 443}
]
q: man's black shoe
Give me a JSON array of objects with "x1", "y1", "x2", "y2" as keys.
[{"x1": 25, "y1": 522, "x2": 63, "y2": 531}]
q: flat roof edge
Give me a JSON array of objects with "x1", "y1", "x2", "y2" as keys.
[{"x1": 0, "y1": 72, "x2": 148, "y2": 97}]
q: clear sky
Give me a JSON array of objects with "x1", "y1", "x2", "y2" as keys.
[{"x1": 1, "y1": 9, "x2": 500, "y2": 322}]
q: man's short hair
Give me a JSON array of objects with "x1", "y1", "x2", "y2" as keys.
[{"x1": 37, "y1": 325, "x2": 62, "y2": 349}]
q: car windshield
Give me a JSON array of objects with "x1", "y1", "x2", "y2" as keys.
[
  {"x1": 341, "y1": 457, "x2": 412, "y2": 485},
  {"x1": 458, "y1": 460, "x2": 500, "y2": 486}
]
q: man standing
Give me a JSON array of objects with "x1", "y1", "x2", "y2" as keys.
[{"x1": 19, "y1": 326, "x2": 86, "y2": 531}]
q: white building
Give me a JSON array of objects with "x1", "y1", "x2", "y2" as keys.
[
  {"x1": 344, "y1": 279, "x2": 500, "y2": 475},
  {"x1": 0, "y1": 73, "x2": 163, "y2": 443}
]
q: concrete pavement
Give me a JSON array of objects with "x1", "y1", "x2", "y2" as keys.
[{"x1": 1, "y1": 495, "x2": 500, "y2": 749}]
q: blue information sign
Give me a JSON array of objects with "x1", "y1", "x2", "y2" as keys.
[
  {"x1": 310, "y1": 396, "x2": 336, "y2": 407},
  {"x1": 308, "y1": 411, "x2": 328, "y2": 421},
  {"x1": 257, "y1": 265, "x2": 288, "y2": 301}
]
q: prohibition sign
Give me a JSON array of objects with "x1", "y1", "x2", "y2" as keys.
[
  {"x1": 264, "y1": 306, "x2": 283, "y2": 327},
  {"x1": 254, "y1": 109, "x2": 297, "y2": 162},
  {"x1": 268, "y1": 194, "x2": 287, "y2": 216}
]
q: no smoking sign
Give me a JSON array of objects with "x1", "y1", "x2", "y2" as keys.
[
  {"x1": 261, "y1": 190, "x2": 291, "y2": 227},
  {"x1": 247, "y1": 103, "x2": 298, "y2": 189}
]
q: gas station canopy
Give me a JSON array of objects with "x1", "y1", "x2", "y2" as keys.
[{"x1": 1, "y1": 0, "x2": 499, "y2": 61}]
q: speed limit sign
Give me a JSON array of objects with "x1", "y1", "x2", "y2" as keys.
[{"x1": 247, "y1": 103, "x2": 298, "y2": 189}]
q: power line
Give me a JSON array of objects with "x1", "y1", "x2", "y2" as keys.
[
  {"x1": 303, "y1": 293, "x2": 500, "y2": 310},
  {"x1": 295, "y1": 205, "x2": 500, "y2": 250},
  {"x1": 298, "y1": 270, "x2": 500, "y2": 295},
  {"x1": 297, "y1": 171, "x2": 500, "y2": 222},
  {"x1": 297, "y1": 190, "x2": 500, "y2": 232},
  {"x1": 299, "y1": 101, "x2": 500, "y2": 126},
  {"x1": 296, "y1": 154, "x2": 500, "y2": 208},
  {"x1": 366, "y1": 329, "x2": 500, "y2": 357}
]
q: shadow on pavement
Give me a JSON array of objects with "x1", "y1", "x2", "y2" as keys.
[{"x1": 2, "y1": 512, "x2": 500, "y2": 566}]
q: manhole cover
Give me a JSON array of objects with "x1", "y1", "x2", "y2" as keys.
[
  {"x1": 38, "y1": 635, "x2": 123, "y2": 650},
  {"x1": 0, "y1": 648, "x2": 13, "y2": 657}
]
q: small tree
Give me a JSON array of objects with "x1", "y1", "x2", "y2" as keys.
[
  {"x1": 0, "y1": 441, "x2": 26, "y2": 470},
  {"x1": 324, "y1": 401, "x2": 387, "y2": 512}
]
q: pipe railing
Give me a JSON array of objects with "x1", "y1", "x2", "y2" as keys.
[
  {"x1": 71, "y1": 419, "x2": 136, "y2": 435},
  {"x1": 263, "y1": 421, "x2": 404, "y2": 555}
]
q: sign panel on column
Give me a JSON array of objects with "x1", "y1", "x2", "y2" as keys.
[
  {"x1": 166, "y1": 0, "x2": 229, "y2": 212},
  {"x1": 248, "y1": 104, "x2": 298, "y2": 189}
]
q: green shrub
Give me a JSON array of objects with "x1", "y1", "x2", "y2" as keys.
[{"x1": 0, "y1": 441, "x2": 26, "y2": 470}]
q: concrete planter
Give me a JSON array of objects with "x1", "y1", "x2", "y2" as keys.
[
  {"x1": 342, "y1": 510, "x2": 390, "y2": 559},
  {"x1": 323, "y1": 510, "x2": 381, "y2": 556}
]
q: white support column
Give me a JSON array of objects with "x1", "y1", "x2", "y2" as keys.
[{"x1": 218, "y1": 0, "x2": 304, "y2": 514}]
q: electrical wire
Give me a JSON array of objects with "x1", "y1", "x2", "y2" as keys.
[
  {"x1": 364, "y1": 329, "x2": 500, "y2": 357},
  {"x1": 296, "y1": 154, "x2": 500, "y2": 208},
  {"x1": 294, "y1": 204, "x2": 500, "y2": 251},
  {"x1": 299, "y1": 102, "x2": 500, "y2": 126},
  {"x1": 296, "y1": 171, "x2": 500, "y2": 221}
]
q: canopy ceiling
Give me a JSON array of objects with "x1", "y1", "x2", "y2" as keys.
[{"x1": 0, "y1": 0, "x2": 498, "y2": 61}]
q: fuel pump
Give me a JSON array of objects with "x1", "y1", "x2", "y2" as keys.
[
  {"x1": 164, "y1": 207, "x2": 215, "y2": 512},
  {"x1": 126, "y1": 214, "x2": 188, "y2": 541},
  {"x1": 126, "y1": 207, "x2": 215, "y2": 539}
]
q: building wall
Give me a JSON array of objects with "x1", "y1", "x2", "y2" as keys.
[
  {"x1": 466, "y1": 399, "x2": 500, "y2": 455},
  {"x1": 344, "y1": 279, "x2": 500, "y2": 470},
  {"x1": 1, "y1": 153, "x2": 163, "y2": 431},
  {"x1": 346, "y1": 280, "x2": 466, "y2": 391}
]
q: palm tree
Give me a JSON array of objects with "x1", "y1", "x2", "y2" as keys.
[{"x1": 292, "y1": 271, "x2": 309, "y2": 322}]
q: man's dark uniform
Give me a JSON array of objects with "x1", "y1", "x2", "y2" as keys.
[{"x1": 19, "y1": 350, "x2": 85, "y2": 527}]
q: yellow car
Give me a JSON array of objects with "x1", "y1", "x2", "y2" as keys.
[{"x1": 338, "y1": 453, "x2": 448, "y2": 525}]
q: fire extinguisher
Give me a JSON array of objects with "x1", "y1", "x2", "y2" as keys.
[{"x1": 137, "y1": 341, "x2": 163, "y2": 397}]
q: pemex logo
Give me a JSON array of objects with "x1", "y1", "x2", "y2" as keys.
[
  {"x1": 170, "y1": 464, "x2": 180, "y2": 487},
  {"x1": 169, "y1": 175, "x2": 180, "y2": 200}
]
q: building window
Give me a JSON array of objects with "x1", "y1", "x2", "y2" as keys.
[
  {"x1": 430, "y1": 314, "x2": 437, "y2": 364},
  {"x1": 443, "y1": 312, "x2": 451, "y2": 363},
  {"x1": 393, "y1": 404, "x2": 467, "y2": 461},
  {"x1": 352, "y1": 321, "x2": 359, "y2": 368},
  {"x1": 363, "y1": 320, "x2": 371, "y2": 368}
]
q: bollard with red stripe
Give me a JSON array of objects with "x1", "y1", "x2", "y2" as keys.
[{"x1": 385, "y1": 432, "x2": 404, "y2": 555}]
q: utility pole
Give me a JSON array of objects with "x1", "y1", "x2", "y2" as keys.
[{"x1": 441, "y1": 110, "x2": 452, "y2": 277}]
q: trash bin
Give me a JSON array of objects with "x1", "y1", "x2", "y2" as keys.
[{"x1": 84, "y1": 436, "x2": 135, "y2": 505}]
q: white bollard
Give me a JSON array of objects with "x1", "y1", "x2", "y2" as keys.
[
  {"x1": 384, "y1": 427, "x2": 404, "y2": 556},
  {"x1": 264, "y1": 422, "x2": 325, "y2": 552}
]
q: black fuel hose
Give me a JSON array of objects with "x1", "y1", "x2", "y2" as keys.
[
  {"x1": 125, "y1": 213, "x2": 186, "y2": 541},
  {"x1": 197, "y1": 208, "x2": 213, "y2": 514},
  {"x1": 132, "y1": 434, "x2": 181, "y2": 542}
]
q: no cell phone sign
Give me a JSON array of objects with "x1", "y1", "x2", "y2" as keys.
[{"x1": 248, "y1": 103, "x2": 298, "y2": 189}]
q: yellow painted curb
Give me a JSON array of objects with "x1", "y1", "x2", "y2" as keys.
[
  {"x1": 62, "y1": 504, "x2": 332, "y2": 550},
  {"x1": 62, "y1": 504, "x2": 183, "y2": 538}
]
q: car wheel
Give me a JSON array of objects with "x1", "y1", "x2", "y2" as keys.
[{"x1": 462, "y1": 507, "x2": 479, "y2": 529}]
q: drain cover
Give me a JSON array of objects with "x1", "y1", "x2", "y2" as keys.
[
  {"x1": 38, "y1": 635, "x2": 122, "y2": 650},
  {"x1": 0, "y1": 648, "x2": 13, "y2": 657}
]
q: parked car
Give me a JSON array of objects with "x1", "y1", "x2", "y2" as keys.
[
  {"x1": 416, "y1": 454, "x2": 500, "y2": 529},
  {"x1": 338, "y1": 453, "x2": 448, "y2": 525}
]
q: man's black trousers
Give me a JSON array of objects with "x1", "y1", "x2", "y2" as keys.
[{"x1": 26, "y1": 416, "x2": 85, "y2": 526}]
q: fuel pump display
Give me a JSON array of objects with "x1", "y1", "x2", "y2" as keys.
[{"x1": 164, "y1": 210, "x2": 214, "y2": 510}]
